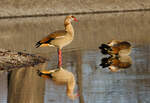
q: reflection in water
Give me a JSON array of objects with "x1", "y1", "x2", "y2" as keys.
[
  {"x1": 0, "y1": 72, "x2": 8, "y2": 103},
  {"x1": 0, "y1": 13, "x2": 150, "y2": 103},
  {"x1": 0, "y1": 46, "x2": 149, "y2": 103},
  {"x1": 8, "y1": 63, "x2": 46, "y2": 103},
  {"x1": 82, "y1": 47, "x2": 150, "y2": 103},
  {"x1": 75, "y1": 50, "x2": 85, "y2": 103},
  {"x1": 100, "y1": 56, "x2": 132, "y2": 72},
  {"x1": 38, "y1": 67, "x2": 79, "y2": 100}
]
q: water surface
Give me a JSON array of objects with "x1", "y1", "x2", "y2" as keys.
[{"x1": 0, "y1": 13, "x2": 150, "y2": 103}]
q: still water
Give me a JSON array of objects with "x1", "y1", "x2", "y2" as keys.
[
  {"x1": 0, "y1": 46, "x2": 150, "y2": 103},
  {"x1": 0, "y1": 12, "x2": 150, "y2": 103}
]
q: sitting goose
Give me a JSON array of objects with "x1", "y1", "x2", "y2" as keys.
[{"x1": 99, "y1": 40, "x2": 132, "y2": 56}]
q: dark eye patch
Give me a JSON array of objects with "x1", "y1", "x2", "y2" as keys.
[{"x1": 71, "y1": 16, "x2": 75, "y2": 18}]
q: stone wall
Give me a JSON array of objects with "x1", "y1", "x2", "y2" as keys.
[{"x1": 0, "y1": 0, "x2": 150, "y2": 17}]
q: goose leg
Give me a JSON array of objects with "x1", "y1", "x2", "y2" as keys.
[{"x1": 57, "y1": 48, "x2": 62, "y2": 67}]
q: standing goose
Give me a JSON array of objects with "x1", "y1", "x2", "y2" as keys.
[
  {"x1": 38, "y1": 67, "x2": 79, "y2": 100},
  {"x1": 35, "y1": 15, "x2": 78, "y2": 67},
  {"x1": 99, "y1": 40, "x2": 132, "y2": 56}
]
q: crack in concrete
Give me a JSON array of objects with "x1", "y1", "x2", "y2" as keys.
[{"x1": 0, "y1": 8, "x2": 150, "y2": 20}]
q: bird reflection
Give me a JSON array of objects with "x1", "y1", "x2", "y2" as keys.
[
  {"x1": 100, "y1": 55, "x2": 132, "y2": 72},
  {"x1": 37, "y1": 67, "x2": 79, "y2": 100},
  {"x1": 99, "y1": 40, "x2": 132, "y2": 56}
]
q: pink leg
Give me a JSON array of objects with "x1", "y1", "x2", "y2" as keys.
[{"x1": 58, "y1": 49, "x2": 62, "y2": 67}]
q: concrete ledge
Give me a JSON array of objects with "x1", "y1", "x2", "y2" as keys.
[{"x1": 0, "y1": 0, "x2": 150, "y2": 17}]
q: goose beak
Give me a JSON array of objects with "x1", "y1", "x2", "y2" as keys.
[{"x1": 74, "y1": 17, "x2": 78, "y2": 22}]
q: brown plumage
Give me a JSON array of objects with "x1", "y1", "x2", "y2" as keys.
[
  {"x1": 100, "y1": 40, "x2": 132, "y2": 56},
  {"x1": 100, "y1": 55, "x2": 132, "y2": 72},
  {"x1": 38, "y1": 67, "x2": 79, "y2": 100},
  {"x1": 109, "y1": 56, "x2": 132, "y2": 72},
  {"x1": 35, "y1": 30, "x2": 67, "y2": 48},
  {"x1": 110, "y1": 40, "x2": 132, "y2": 56},
  {"x1": 35, "y1": 16, "x2": 77, "y2": 49},
  {"x1": 35, "y1": 15, "x2": 78, "y2": 67}
]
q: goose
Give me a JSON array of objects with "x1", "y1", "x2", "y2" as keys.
[
  {"x1": 35, "y1": 15, "x2": 78, "y2": 67},
  {"x1": 99, "y1": 40, "x2": 132, "y2": 56}
]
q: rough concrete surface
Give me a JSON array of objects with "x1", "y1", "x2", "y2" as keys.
[
  {"x1": 0, "y1": 0, "x2": 150, "y2": 17},
  {"x1": 0, "y1": 12, "x2": 149, "y2": 57}
]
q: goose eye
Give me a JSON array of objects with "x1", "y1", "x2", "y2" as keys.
[{"x1": 71, "y1": 16, "x2": 75, "y2": 18}]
